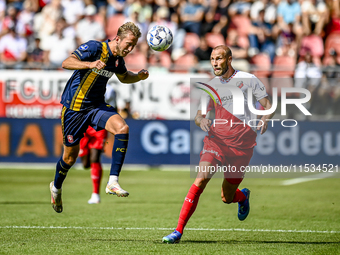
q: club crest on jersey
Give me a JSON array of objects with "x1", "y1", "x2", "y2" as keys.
[
  {"x1": 67, "y1": 135, "x2": 74, "y2": 143},
  {"x1": 115, "y1": 59, "x2": 119, "y2": 67},
  {"x1": 79, "y1": 44, "x2": 88, "y2": 51},
  {"x1": 237, "y1": 81, "x2": 244, "y2": 89}
]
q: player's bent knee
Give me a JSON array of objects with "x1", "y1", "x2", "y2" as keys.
[
  {"x1": 117, "y1": 124, "x2": 129, "y2": 134},
  {"x1": 63, "y1": 155, "x2": 78, "y2": 166}
]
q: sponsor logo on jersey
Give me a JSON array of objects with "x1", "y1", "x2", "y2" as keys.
[
  {"x1": 79, "y1": 44, "x2": 88, "y2": 51},
  {"x1": 91, "y1": 68, "x2": 114, "y2": 78}
]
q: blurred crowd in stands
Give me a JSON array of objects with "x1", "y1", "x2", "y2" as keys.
[{"x1": 0, "y1": 0, "x2": 340, "y2": 118}]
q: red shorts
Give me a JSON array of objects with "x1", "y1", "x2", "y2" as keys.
[
  {"x1": 78, "y1": 126, "x2": 108, "y2": 157},
  {"x1": 199, "y1": 136, "x2": 254, "y2": 185}
]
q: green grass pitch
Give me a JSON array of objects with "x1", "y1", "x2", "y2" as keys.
[{"x1": 0, "y1": 168, "x2": 339, "y2": 254}]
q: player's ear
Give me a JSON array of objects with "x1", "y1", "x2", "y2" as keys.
[{"x1": 228, "y1": 55, "x2": 232, "y2": 64}]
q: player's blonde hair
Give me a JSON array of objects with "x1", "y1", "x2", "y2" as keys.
[{"x1": 117, "y1": 22, "x2": 142, "y2": 39}]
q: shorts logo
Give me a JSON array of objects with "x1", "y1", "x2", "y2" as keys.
[
  {"x1": 67, "y1": 135, "x2": 74, "y2": 143},
  {"x1": 79, "y1": 44, "x2": 88, "y2": 51},
  {"x1": 115, "y1": 59, "x2": 119, "y2": 67},
  {"x1": 116, "y1": 148, "x2": 126, "y2": 152}
]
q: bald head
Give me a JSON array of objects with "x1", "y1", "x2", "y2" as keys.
[
  {"x1": 212, "y1": 45, "x2": 232, "y2": 58},
  {"x1": 210, "y1": 45, "x2": 233, "y2": 77}
]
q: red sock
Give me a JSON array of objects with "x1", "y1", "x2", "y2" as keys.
[
  {"x1": 176, "y1": 184, "x2": 203, "y2": 234},
  {"x1": 232, "y1": 189, "x2": 246, "y2": 203},
  {"x1": 91, "y1": 163, "x2": 102, "y2": 194}
]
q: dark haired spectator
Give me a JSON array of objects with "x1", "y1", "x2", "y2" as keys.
[
  {"x1": 226, "y1": 29, "x2": 249, "y2": 71},
  {"x1": 249, "y1": 9, "x2": 276, "y2": 62},
  {"x1": 180, "y1": 0, "x2": 204, "y2": 36},
  {"x1": 194, "y1": 36, "x2": 212, "y2": 62},
  {"x1": 27, "y1": 36, "x2": 44, "y2": 69}
]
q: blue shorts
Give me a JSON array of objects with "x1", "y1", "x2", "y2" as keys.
[{"x1": 61, "y1": 104, "x2": 118, "y2": 146}]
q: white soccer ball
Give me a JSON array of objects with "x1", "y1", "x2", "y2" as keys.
[{"x1": 147, "y1": 25, "x2": 173, "y2": 52}]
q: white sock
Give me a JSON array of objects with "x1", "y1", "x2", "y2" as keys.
[
  {"x1": 109, "y1": 175, "x2": 119, "y2": 184},
  {"x1": 52, "y1": 185, "x2": 61, "y2": 193}
]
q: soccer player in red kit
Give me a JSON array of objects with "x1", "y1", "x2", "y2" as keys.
[
  {"x1": 163, "y1": 45, "x2": 275, "y2": 243},
  {"x1": 79, "y1": 126, "x2": 107, "y2": 204}
]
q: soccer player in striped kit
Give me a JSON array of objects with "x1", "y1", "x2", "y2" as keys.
[{"x1": 50, "y1": 22, "x2": 149, "y2": 213}]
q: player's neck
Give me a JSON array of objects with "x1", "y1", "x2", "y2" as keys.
[
  {"x1": 108, "y1": 40, "x2": 118, "y2": 56},
  {"x1": 221, "y1": 67, "x2": 236, "y2": 80}
]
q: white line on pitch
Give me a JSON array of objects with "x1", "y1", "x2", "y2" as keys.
[
  {"x1": 281, "y1": 172, "x2": 335, "y2": 186},
  {"x1": 1, "y1": 226, "x2": 339, "y2": 234}
]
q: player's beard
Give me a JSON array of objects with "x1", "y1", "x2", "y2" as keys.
[
  {"x1": 214, "y1": 65, "x2": 228, "y2": 76},
  {"x1": 115, "y1": 44, "x2": 127, "y2": 57}
]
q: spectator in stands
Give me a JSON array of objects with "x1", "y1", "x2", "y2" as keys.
[
  {"x1": 201, "y1": 0, "x2": 229, "y2": 37},
  {"x1": 16, "y1": 0, "x2": 35, "y2": 38},
  {"x1": 42, "y1": 18, "x2": 76, "y2": 68},
  {"x1": 76, "y1": 4, "x2": 105, "y2": 45},
  {"x1": 249, "y1": 9, "x2": 276, "y2": 62},
  {"x1": 180, "y1": 0, "x2": 204, "y2": 36},
  {"x1": 277, "y1": 0, "x2": 303, "y2": 44},
  {"x1": 61, "y1": 0, "x2": 85, "y2": 26},
  {"x1": 0, "y1": 25, "x2": 27, "y2": 68},
  {"x1": 194, "y1": 36, "x2": 212, "y2": 63},
  {"x1": 34, "y1": 0, "x2": 63, "y2": 41},
  {"x1": 27, "y1": 36, "x2": 44, "y2": 69},
  {"x1": 295, "y1": 49, "x2": 322, "y2": 88},
  {"x1": 107, "y1": 0, "x2": 126, "y2": 17},
  {"x1": 301, "y1": 0, "x2": 327, "y2": 35},
  {"x1": 1, "y1": 4, "x2": 18, "y2": 37},
  {"x1": 228, "y1": 0, "x2": 252, "y2": 17},
  {"x1": 226, "y1": 29, "x2": 249, "y2": 71}
]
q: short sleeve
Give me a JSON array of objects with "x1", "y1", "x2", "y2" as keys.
[
  {"x1": 251, "y1": 76, "x2": 268, "y2": 101},
  {"x1": 115, "y1": 57, "x2": 127, "y2": 75},
  {"x1": 73, "y1": 40, "x2": 98, "y2": 61}
]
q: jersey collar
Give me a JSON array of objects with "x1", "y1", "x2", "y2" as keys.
[
  {"x1": 105, "y1": 39, "x2": 114, "y2": 58},
  {"x1": 219, "y1": 70, "x2": 238, "y2": 83}
]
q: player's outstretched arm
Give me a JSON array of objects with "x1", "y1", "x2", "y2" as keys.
[
  {"x1": 61, "y1": 54, "x2": 106, "y2": 70},
  {"x1": 116, "y1": 69, "x2": 149, "y2": 84},
  {"x1": 257, "y1": 96, "x2": 275, "y2": 135},
  {"x1": 195, "y1": 110, "x2": 212, "y2": 132}
]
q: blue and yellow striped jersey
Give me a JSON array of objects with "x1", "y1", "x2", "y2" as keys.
[{"x1": 60, "y1": 40, "x2": 127, "y2": 111}]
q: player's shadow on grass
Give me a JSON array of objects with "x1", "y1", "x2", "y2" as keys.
[
  {"x1": 0, "y1": 201, "x2": 50, "y2": 205},
  {"x1": 184, "y1": 240, "x2": 340, "y2": 245}
]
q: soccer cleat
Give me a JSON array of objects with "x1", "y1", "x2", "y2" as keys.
[
  {"x1": 88, "y1": 193, "x2": 100, "y2": 204},
  {"x1": 238, "y1": 188, "x2": 250, "y2": 221},
  {"x1": 105, "y1": 182, "x2": 129, "y2": 197},
  {"x1": 162, "y1": 230, "x2": 182, "y2": 244},
  {"x1": 50, "y1": 181, "x2": 63, "y2": 213}
]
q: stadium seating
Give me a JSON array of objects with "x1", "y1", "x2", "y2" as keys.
[
  {"x1": 205, "y1": 33, "x2": 225, "y2": 48},
  {"x1": 124, "y1": 51, "x2": 147, "y2": 72},
  {"x1": 106, "y1": 14, "x2": 125, "y2": 39},
  {"x1": 149, "y1": 51, "x2": 172, "y2": 69},
  {"x1": 231, "y1": 15, "x2": 252, "y2": 37},
  {"x1": 251, "y1": 53, "x2": 271, "y2": 77},
  {"x1": 184, "y1": 33, "x2": 200, "y2": 53},
  {"x1": 173, "y1": 53, "x2": 196, "y2": 72},
  {"x1": 272, "y1": 55, "x2": 296, "y2": 77},
  {"x1": 300, "y1": 34, "x2": 324, "y2": 58}
]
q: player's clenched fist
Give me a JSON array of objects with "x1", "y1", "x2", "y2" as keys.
[
  {"x1": 89, "y1": 60, "x2": 106, "y2": 70},
  {"x1": 138, "y1": 69, "x2": 149, "y2": 80},
  {"x1": 200, "y1": 118, "x2": 212, "y2": 132}
]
